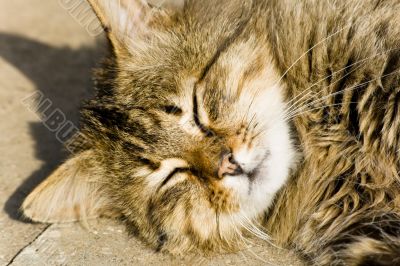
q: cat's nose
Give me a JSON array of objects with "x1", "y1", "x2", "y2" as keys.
[{"x1": 217, "y1": 152, "x2": 244, "y2": 179}]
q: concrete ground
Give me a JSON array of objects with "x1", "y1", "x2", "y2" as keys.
[{"x1": 0, "y1": 0, "x2": 304, "y2": 265}]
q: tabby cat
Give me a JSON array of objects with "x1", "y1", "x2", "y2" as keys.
[{"x1": 22, "y1": 0, "x2": 400, "y2": 265}]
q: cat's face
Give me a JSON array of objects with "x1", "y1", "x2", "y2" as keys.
[{"x1": 22, "y1": 0, "x2": 297, "y2": 253}]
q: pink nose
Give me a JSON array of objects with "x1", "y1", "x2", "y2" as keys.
[{"x1": 218, "y1": 153, "x2": 244, "y2": 179}]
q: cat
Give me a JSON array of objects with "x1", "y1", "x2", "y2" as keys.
[{"x1": 21, "y1": 0, "x2": 400, "y2": 265}]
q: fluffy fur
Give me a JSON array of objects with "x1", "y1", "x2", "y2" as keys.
[
  {"x1": 22, "y1": 0, "x2": 400, "y2": 265},
  {"x1": 264, "y1": 0, "x2": 400, "y2": 265}
]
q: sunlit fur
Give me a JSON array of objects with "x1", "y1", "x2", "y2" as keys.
[
  {"x1": 23, "y1": 0, "x2": 297, "y2": 255},
  {"x1": 264, "y1": 0, "x2": 400, "y2": 265},
  {"x1": 84, "y1": 0, "x2": 297, "y2": 253},
  {"x1": 22, "y1": 0, "x2": 400, "y2": 265}
]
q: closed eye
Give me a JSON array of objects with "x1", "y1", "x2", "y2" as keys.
[
  {"x1": 162, "y1": 105, "x2": 183, "y2": 115},
  {"x1": 157, "y1": 167, "x2": 190, "y2": 191},
  {"x1": 193, "y1": 94, "x2": 215, "y2": 137}
]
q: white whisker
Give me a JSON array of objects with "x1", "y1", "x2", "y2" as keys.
[
  {"x1": 285, "y1": 68, "x2": 400, "y2": 121},
  {"x1": 284, "y1": 46, "x2": 400, "y2": 119},
  {"x1": 284, "y1": 58, "x2": 368, "y2": 119},
  {"x1": 275, "y1": 23, "x2": 353, "y2": 85},
  {"x1": 284, "y1": 45, "x2": 400, "y2": 111}
]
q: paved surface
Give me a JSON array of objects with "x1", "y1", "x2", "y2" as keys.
[{"x1": 0, "y1": 0, "x2": 304, "y2": 265}]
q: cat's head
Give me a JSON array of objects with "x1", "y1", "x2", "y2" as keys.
[{"x1": 22, "y1": 0, "x2": 297, "y2": 253}]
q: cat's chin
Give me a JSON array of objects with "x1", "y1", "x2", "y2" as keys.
[
  {"x1": 220, "y1": 163, "x2": 284, "y2": 220},
  {"x1": 222, "y1": 129, "x2": 298, "y2": 222}
]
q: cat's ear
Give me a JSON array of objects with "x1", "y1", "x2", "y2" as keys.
[
  {"x1": 22, "y1": 150, "x2": 113, "y2": 223},
  {"x1": 87, "y1": 0, "x2": 184, "y2": 52}
]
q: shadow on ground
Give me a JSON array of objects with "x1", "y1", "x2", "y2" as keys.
[{"x1": 1, "y1": 32, "x2": 106, "y2": 221}]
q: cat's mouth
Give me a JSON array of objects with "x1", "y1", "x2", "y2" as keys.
[
  {"x1": 218, "y1": 149, "x2": 271, "y2": 180},
  {"x1": 154, "y1": 148, "x2": 274, "y2": 218},
  {"x1": 222, "y1": 150, "x2": 270, "y2": 188},
  {"x1": 247, "y1": 166, "x2": 261, "y2": 182},
  {"x1": 246, "y1": 151, "x2": 271, "y2": 182}
]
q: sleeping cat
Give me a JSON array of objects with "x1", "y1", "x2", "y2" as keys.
[{"x1": 22, "y1": 0, "x2": 400, "y2": 265}]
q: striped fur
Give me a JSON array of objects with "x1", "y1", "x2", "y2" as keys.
[
  {"x1": 265, "y1": 0, "x2": 400, "y2": 265},
  {"x1": 22, "y1": 0, "x2": 400, "y2": 265}
]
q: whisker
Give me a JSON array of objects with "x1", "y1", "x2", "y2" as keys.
[
  {"x1": 239, "y1": 214, "x2": 270, "y2": 238},
  {"x1": 284, "y1": 59, "x2": 366, "y2": 116},
  {"x1": 275, "y1": 23, "x2": 353, "y2": 85},
  {"x1": 285, "y1": 68, "x2": 400, "y2": 120},
  {"x1": 284, "y1": 45, "x2": 400, "y2": 110},
  {"x1": 284, "y1": 58, "x2": 369, "y2": 119},
  {"x1": 247, "y1": 113, "x2": 257, "y2": 131},
  {"x1": 239, "y1": 221, "x2": 278, "y2": 249},
  {"x1": 238, "y1": 213, "x2": 282, "y2": 249},
  {"x1": 284, "y1": 46, "x2": 400, "y2": 119},
  {"x1": 286, "y1": 102, "x2": 357, "y2": 121},
  {"x1": 228, "y1": 215, "x2": 259, "y2": 248}
]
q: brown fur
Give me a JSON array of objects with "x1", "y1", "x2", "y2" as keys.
[
  {"x1": 22, "y1": 0, "x2": 400, "y2": 265},
  {"x1": 264, "y1": 0, "x2": 400, "y2": 265}
]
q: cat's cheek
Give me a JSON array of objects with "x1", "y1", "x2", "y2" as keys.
[
  {"x1": 265, "y1": 122, "x2": 297, "y2": 193},
  {"x1": 143, "y1": 158, "x2": 188, "y2": 190},
  {"x1": 190, "y1": 202, "x2": 218, "y2": 240},
  {"x1": 189, "y1": 195, "x2": 242, "y2": 243},
  {"x1": 248, "y1": 163, "x2": 281, "y2": 209}
]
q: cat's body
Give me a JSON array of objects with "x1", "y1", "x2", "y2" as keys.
[
  {"x1": 22, "y1": 0, "x2": 400, "y2": 265},
  {"x1": 264, "y1": 0, "x2": 400, "y2": 264}
]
